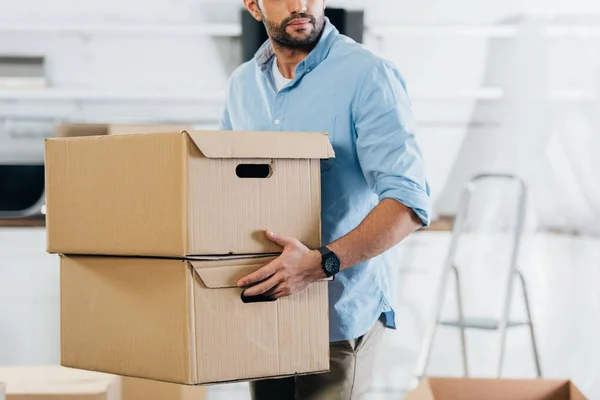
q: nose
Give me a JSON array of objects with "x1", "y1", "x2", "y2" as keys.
[{"x1": 288, "y1": 0, "x2": 308, "y2": 13}]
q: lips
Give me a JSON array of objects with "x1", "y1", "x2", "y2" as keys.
[{"x1": 287, "y1": 19, "x2": 312, "y2": 28}]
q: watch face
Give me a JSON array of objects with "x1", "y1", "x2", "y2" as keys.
[{"x1": 324, "y1": 254, "x2": 341, "y2": 275}]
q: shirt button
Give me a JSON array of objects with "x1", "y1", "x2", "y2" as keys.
[{"x1": 274, "y1": 119, "x2": 281, "y2": 125}]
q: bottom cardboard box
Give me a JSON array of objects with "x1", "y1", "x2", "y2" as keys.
[
  {"x1": 60, "y1": 254, "x2": 330, "y2": 385},
  {"x1": 405, "y1": 378, "x2": 587, "y2": 400},
  {"x1": 0, "y1": 366, "x2": 206, "y2": 400}
]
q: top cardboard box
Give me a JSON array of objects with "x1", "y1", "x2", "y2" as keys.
[
  {"x1": 405, "y1": 378, "x2": 588, "y2": 400},
  {"x1": 45, "y1": 130, "x2": 334, "y2": 257}
]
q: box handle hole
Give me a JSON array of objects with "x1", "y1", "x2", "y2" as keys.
[
  {"x1": 236, "y1": 164, "x2": 272, "y2": 179},
  {"x1": 241, "y1": 291, "x2": 277, "y2": 303}
]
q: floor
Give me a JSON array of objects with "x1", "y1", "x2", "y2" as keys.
[{"x1": 0, "y1": 227, "x2": 598, "y2": 399}]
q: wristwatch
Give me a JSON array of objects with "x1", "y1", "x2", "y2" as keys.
[{"x1": 317, "y1": 246, "x2": 341, "y2": 277}]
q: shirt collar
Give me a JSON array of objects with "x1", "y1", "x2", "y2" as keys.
[{"x1": 254, "y1": 17, "x2": 339, "y2": 76}]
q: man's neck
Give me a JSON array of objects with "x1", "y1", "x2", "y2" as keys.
[{"x1": 271, "y1": 42, "x2": 312, "y2": 80}]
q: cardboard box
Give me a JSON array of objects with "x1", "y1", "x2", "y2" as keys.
[
  {"x1": 54, "y1": 123, "x2": 193, "y2": 138},
  {"x1": 405, "y1": 378, "x2": 588, "y2": 400},
  {"x1": 60, "y1": 254, "x2": 330, "y2": 385},
  {"x1": 45, "y1": 130, "x2": 334, "y2": 257},
  {"x1": 108, "y1": 124, "x2": 193, "y2": 135},
  {"x1": 122, "y1": 376, "x2": 206, "y2": 400},
  {"x1": 0, "y1": 366, "x2": 206, "y2": 400},
  {"x1": 54, "y1": 123, "x2": 109, "y2": 137},
  {"x1": 0, "y1": 366, "x2": 121, "y2": 400}
]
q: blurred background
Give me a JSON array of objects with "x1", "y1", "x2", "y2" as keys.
[{"x1": 1, "y1": 0, "x2": 599, "y2": 399}]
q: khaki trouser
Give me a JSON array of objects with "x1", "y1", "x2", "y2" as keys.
[{"x1": 250, "y1": 318, "x2": 386, "y2": 400}]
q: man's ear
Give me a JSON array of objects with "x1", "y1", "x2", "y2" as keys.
[{"x1": 243, "y1": 0, "x2": 263, "y2": 22}]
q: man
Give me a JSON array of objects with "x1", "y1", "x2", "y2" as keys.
[{"x1": 220, "y1": 1, "x2": 431, "y2": 399}]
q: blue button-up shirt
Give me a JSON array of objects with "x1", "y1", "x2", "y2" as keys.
[{"x1": 220, "y1": 19, "x2": 431, "y2": 342}]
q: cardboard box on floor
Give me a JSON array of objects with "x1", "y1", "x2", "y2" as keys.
[
  {"x1": 405, "y1": 378, "x2": 588, "y2": 400},
  {"x1": 60, "y1": 254, "x2": 329, "y2": 385},
  {"x1": 0, "y1": 366, "x2": 120, "y2": 400},
  {"x1": 0, "y1": 366, "x2": 206, "y2": 400},
  {"x1": 45, "y1": 130, "x2": 334, "y2": 257}
]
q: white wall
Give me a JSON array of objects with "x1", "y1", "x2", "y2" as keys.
[{"x1": 2, "y1": 0, "x2": 600, "y2": 226}]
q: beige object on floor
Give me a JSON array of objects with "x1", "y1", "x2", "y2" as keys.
[
  {"x1": 45, "y1": 130, "x2": 334, "y2": 257},
  {"x1": 60, "y1": 254, "x2": 330, "y2": 385},
  {"x1": 405, "y1": 378, "x2": 588, "y2": 400},
  {"x1": 0, "y1": 365, "x2": 120, "y2": 400},
  {"x1": 0, "y1": 366, "x2": 206, "y2": 400}
]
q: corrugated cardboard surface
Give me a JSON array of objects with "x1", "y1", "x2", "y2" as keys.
[
  {"x1": 0, "y1": 366, "x2": 121, "y2": 400},
  {"x1": 61, "y1": 255, "x2": 329, "y2": 385},
  {"x1": 54, "y1": 123, "x2": 109, "y2": 138},
  {"x1": 570, "y1": 383, "x2": 588, "y2": 400},
  {"x1": 187, "y1": 137, "x2": 323, "y2": 254},
  {"x1": 191, "y1": 258, "x2": 329, "y2": 383},
  {"x1": 61, "y1": 256, "x2": 193, "y2": 383},
  {"x1": 186, "y1": 130, "x2": 335, "y2": 159},
  {"x1": 45, "y1": 132, "x2": 187, "y2": 257},
  {"x1": 405, "y1": 378, "x2": 588, "y2": 400},
  {"x1": 121, "y1": 377, "x2": 205, "y2": 400},
  {"x1": 46, "y1": 130, "x2": 332, "y2": 257}
]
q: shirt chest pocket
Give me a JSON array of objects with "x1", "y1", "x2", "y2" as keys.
[{"x1": 285, "y1": 114, "x2": 336, "y2": 173}]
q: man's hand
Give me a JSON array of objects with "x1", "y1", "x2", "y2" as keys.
[{"x1": 237, "y1": 231, "x2": 325, "y2": 299}]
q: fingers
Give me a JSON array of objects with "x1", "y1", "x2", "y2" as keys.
[
  {"x1": 242, "y1": 273, "x2": 283, "y2": 297},
  {"x1": 265, "y1": 230, "x2": 295, "y2": 247},
  {"x1": 264, "y1": 283, "x2": 291, "y2": 300},
  {"x1": 237, "y1": 260, "x2": 279, "y2": 287}
]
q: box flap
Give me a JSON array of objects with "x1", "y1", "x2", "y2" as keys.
[
  {"x1": 54, "y1": 123, "x2": 109, "y2": 138},
  {"x1": 425, "y1": 378, "x2": 571, "y2": 400},
  {"x1": 189, "y1": 256, "x2": 277, "y2": 289},
  {"x1": 186, "y1": 130, "x2": 335, "y2": 159},
  {"x1": 569, "y1": 382, "x2": 588, "y2": 400},
  {"x1": 404, "y1": 379, "x2": 435, "y2": 400}
]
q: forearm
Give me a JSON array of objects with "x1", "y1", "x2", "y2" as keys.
[{"x1": 326, "y1": 199, "x2": 423, "y2": 270}]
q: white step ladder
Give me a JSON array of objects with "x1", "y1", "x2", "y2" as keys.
[{"x1": 415, "y1": 173, "x2": 542, "y2": 379}]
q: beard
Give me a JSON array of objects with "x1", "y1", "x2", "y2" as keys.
[{"x1": 262, "y1": 12, "x2": 325, "y2": 50}]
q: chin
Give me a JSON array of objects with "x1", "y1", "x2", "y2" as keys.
[{"x1": 289, "y1": 29, "x2": 313, "y2": 39}]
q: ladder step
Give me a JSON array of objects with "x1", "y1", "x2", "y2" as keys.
[{"x1": 438, "y1": 317, "x2": 529, "y2": 331}]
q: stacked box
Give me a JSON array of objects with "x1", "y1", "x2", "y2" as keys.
[
  {"x1": 405, "y1": 378, "x2": 588, "y2": 400},
  {"x1": 44, "y1": 129, "x2": 334, "y2": 385},
  {"x1": 0, "y1": 366, "x2": 206, "y2": 400}
]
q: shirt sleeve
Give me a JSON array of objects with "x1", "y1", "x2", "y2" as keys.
[{"x1": 353, "y1": 60, "x2": 432, "y2": 227}]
